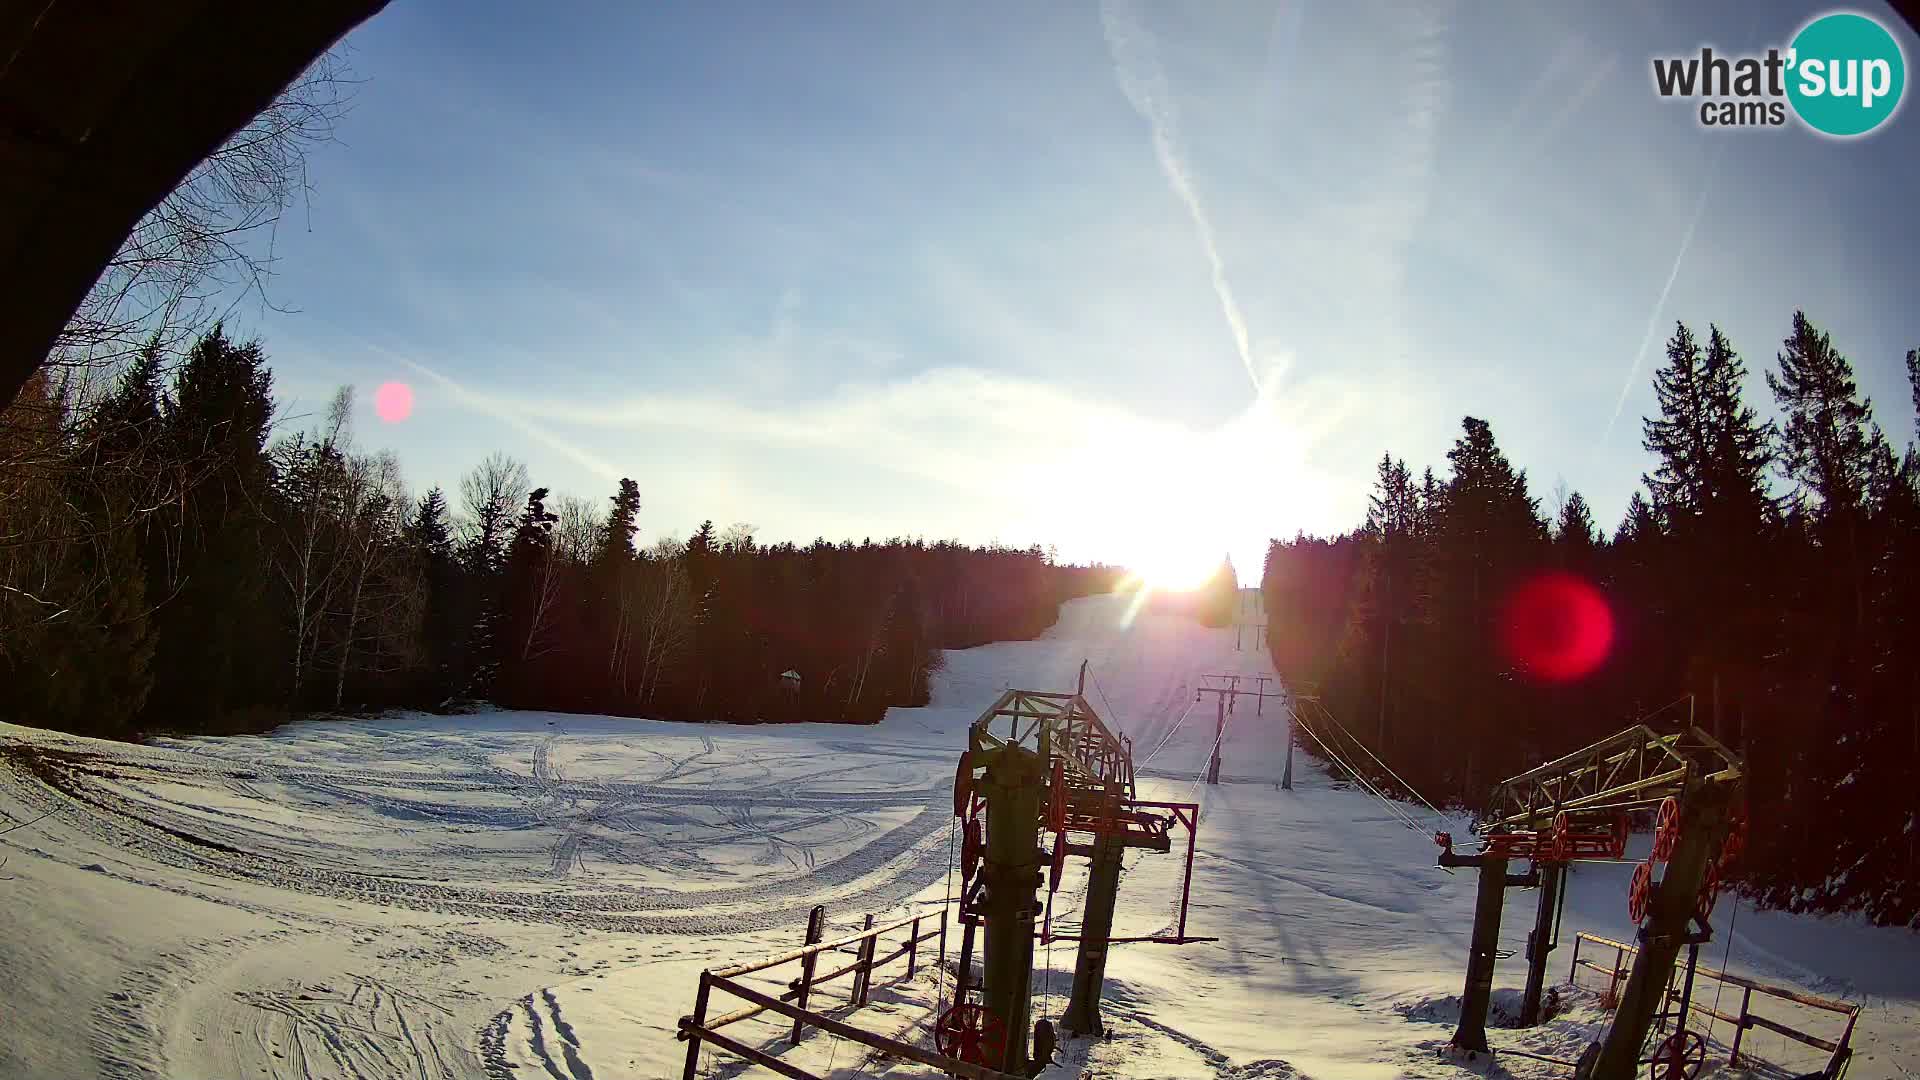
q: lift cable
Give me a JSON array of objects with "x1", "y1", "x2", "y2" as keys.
[
  {"x1": 1633, "y1": 692, "x2": 1697, "y2": 730},
  {"x1": 1302, "y1": 698, "x2": 1447, "y2": 832},
  {"x1": 1289, "y1": 708, "x2": 1422, "y2": 832},
  {"x1": 1089, "y1": 655, "x2": 1182, "y2": 769},
  {"x1": 1289, "y1": 707, "x2": 1428, "y2": 835},
  {"x1": 1184, "y1": 706, "x2": 1233, "y2": 806},
  {"x1": 1306, "y1": 698, "x2": 1446, "y2": 820},
  {"x1": 1089, "y1": 666, "x2": 1125, "y2": 736},
  {"x1": 1139, "y1": 697, "x2": 1199, "y2": 770},
  {"x1": 1705, "y1": 895, "x2": 1741, "y2": 1048}
]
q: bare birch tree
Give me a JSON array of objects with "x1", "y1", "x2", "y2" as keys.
[
  {"x1": 627, "y1": 536, "x2": 693, "y2": 705},
  {"x1": 553, "y1": 495, "x2": 603, "y2": 566},
  {"x1": 458, "y1": 453, "x2": 528, "y2": 574},
  {"x1": 268, "y1": 387, "x2": 353, "y2": 699},
  {"x1": 330, "y1": 451, "x2": 418, "y2": 708},
  {"x1": 48, "y1": 55, "x2": 357, "y2": 381}
]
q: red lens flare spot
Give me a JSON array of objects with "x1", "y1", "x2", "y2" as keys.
[
  {"x1": 1500, "y1": 571, "x2": 1614, "y2": 682},
  {"x1": 374, "y1": 381, "x2": 414, "y2": 424}
]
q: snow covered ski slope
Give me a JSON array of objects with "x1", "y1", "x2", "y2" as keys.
[{"x1": 2, "y1": 590, "x2": 1916, "y2": 1079}]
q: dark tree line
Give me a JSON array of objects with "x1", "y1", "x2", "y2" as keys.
[
  {"x1": 1264, "y1": 311, "x2": 1920, "y2": 926},
  {"x1": 0, "y1": 326, "x2": 1119, "y2": 737}
]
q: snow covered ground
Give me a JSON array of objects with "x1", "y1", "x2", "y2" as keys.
[{"x1": 2, "y1": 590, "x2": 1916, "y2": 1079}]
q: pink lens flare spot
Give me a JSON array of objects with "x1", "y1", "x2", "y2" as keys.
[
  {"x1": 1500, "y1": 571, "x2": 1615, "y2": 683},
  {"x1": 374, "y1": 381, "x2": 414, "y2": 423}
]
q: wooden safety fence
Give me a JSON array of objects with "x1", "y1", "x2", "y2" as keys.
[
  {"x1": 1569, "y1": 931, "x2": 1860, "y2": 1078},
  {"x1": 678, "y1": 904, "x2": 1021, "y2": 1080}
]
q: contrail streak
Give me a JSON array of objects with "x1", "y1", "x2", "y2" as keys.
[
  {"x1": 384, "y1": 349, "x2": 625, "y2": 482},
  {"x1": 1603, "y1": 136, "x2": 1728, "y2": 441},
  {"x1": 1102, "y1": 0, "x2": 1261, "y2": 395}
]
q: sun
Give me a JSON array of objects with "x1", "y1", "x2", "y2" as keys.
[{"x1": 1119, "y1": 530, "x2": 1221, "y2": 593}]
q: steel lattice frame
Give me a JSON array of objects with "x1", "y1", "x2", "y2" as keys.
[
  {"x1": 964, "y1": 689, "x2": 1183, "y2": 849},
  {"x1": 968, "y1": 690, "x2": 1134, "y2": 797},
  {"x1": 1479, "y1": 724, "x2": 1743, "y2": 835}
]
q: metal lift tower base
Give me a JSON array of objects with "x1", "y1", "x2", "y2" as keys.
[
  {"x1": 981, "y1": 744, "x2": 1044, "y2": 1075},
  {"x1": 1061, "y1": 834, "x2": 1125, "y2": 1036},
  {"x1": 1583, "y1": 781, "x2": 1734, "y2": 1080},
  {"x1": 1520, "y1": 862, "x2": 1565, "y2": 1026},
  {"x1": 1452, "y1": 853, "x2": 1511, "y2": 1053}
]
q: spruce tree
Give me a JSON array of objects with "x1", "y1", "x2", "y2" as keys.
[
  {"x1": 1613, "y1": 491, "x2": 1659, "y2": 545},
  {"x1": 1642, "y1": 322, "x2": 1711, "y2": 522},
  {"x1": 1431, "y1": 416, "x2": 1545, "y2": 787},
  {"x1": 1356, "y1": 454, "x2": 1429, "y2": 749},
  {"x1": 881, "y1": 576, "x2": 933, "y2": 707},
  {"x1": 1768, "y1": 311, "x2": 1886, "y2": 520},
  {"x1": 598, "y1": 478, "x2": 642, "y2": 565},
  {"x1": 145, "y1": 326, "x2": 277, "y2": 727},
  {"x1": 498, "y1": 488, "x2": 560, "y2": 697},
  {"x1": 404, "y1": 487, "x2": 459, "y2": 695},
  {"x1": 1638, "y1": 323, "x2": 1777, "y2": 744},
  {"x1": 1554, "y1": 491, "x2": 1597, "y2": 546},
  {"x1": 1903, "y1": 347, "x2": 1920, "y2": 491},
  {"x1": 585, "y1": 478, "x2": 643, "y2": 706},
  {"x1": 88, "y1": 337, "x2": 167, "y2": 464},
  {"x1": 1698, "y1": 325, "x2": 1775, "y2": 528}
]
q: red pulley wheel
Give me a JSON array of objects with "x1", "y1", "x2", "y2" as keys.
[
  {"x1": 1050, "y1": 831, "x2": 1067, "y2": 892},
  {"x1": 961, "y1": 819, "x2": 982, "y2": 882},
  {"x1": 953, "y1": 751, "x2": 973, "y2": 818},
  {"x1": 936, "y1": 1002, "x2": 1008, "y2": 1068},
  {"x1": 1652, "y1": 797, "x2": 1681, "y2": 862},
  {"x1": 1720, "y1": 801, "x2": 1749, "y2": 867},
  {"x1": 1695, "y1": 859, "x2": 1721, "y2": 924},
  {"x1": 1628, "y1": 859, "x2": 1655, "y2": 924},
  {"x1": 1647, "y1": 1028, "x2": 1707, "y2": 1080},
  {"x1": 1552, "y1": 811, "x2": 1572, "y2": 862}
]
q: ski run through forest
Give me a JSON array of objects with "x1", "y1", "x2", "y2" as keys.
[{"x1": 3, "y1": 592, "x2": 1918, "y2": 1080}]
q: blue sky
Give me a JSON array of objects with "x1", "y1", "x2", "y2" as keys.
[{"x1": 247, "y1": 0, "x2": 1920, "y2": 583}]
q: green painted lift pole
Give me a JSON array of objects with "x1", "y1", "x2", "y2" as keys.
[
  {"x1": 1586, "y1": 782, "x2": 1733, "y2": 1080},
  {"x1": 1452, "y1": 852, "x2": 1510, "y2": 1053},
  {"x1": 981, "y1": 744, "x2": 1044, "y2": 1075},
  {"x1": 1061, "y1": 832, "x2": 1125, "y2": 1035}
]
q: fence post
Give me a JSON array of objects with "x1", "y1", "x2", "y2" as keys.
[
  {"x1": 853, "y1": 913, "x2": 876, "y2": 1005},
  {"x1": 1729, "y1": 986, "x2": 1752, "y2": 1065},
  {"x1": 681, "y1": 970, "x2": 712, "y2": 1080},
  {"x1": 938, "y1": 906, "x2": 949, "y2": 979},
  {"x1": 1830, "y1": 1007, "x2": 1859, "y2": 1077},
  {"x1": 1605, "y1": 945, "x2": 1625, "y2": 1009},
  {"x1": 791, "y1": 904, "x2": 826, "y2": 1045},
  {"x1": 1569, "y1": 934, "x2": 1581, "y2": 988},
  {"x1": 907, "y1": 915, "x2": 921, "y2": 978}
]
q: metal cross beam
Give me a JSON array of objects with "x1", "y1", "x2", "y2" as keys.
[{"x1": 1479, "y1": 724, "x2": 1743, "y2": 834}]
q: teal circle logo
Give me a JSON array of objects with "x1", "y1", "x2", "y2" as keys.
[{"x1": 1787, "y1": 12, "x2": 1906, "y2": 137}]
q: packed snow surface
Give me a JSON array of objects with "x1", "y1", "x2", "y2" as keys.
[{"x1": 3, "y1": 591, "x2": 1916, "y2": 1079}]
